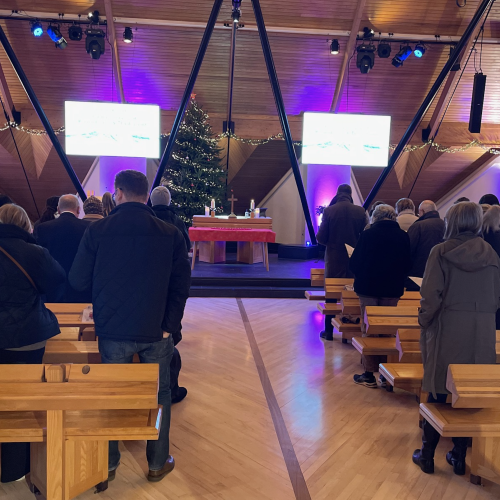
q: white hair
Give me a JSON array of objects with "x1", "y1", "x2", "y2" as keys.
[{"x1": 372, "y1": 204, "x2": 397, "y2": 223}]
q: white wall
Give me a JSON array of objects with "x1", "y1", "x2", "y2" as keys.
[
  {"x1": 437, "y1": 161, "x2": 500, "y2": 217},
  {"x1": 259, "y1": 167, "x2": 306, "y2": 245}
]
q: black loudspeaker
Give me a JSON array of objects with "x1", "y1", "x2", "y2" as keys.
[{"x1": 469, "y1": 73, "x2": 487, "y2": 133}]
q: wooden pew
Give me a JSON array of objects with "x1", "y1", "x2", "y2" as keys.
[
  {"x1": 317, "y1": 302, "x2": 342, "y2": 315},
  {"x1": 46, "y1": 303, "x2": 92, "y2": 314},
  {"x1": 396, "y1": 329, "x2": 422, "y2": 363},
  {"x1": 420, "y1": 363, "x2": 500, "y2": 486},
  {"x1": 324, "y1": 278, "x2": 354, "y2": 300},
  {"x1": 43, "y1": 341, "x2": 101, "y2": 364},
  {"x1": 365, "y1": 316, "x2": 420, "y2": 336},
  {"x1": 305, "y1": 290, "x2": 325, "y2": 300},
  {"x1": 310, "y1": 268, "x2": 325, "y2": 288},
  {"x1": 51, "y1": 328, "x2": 81, "y2": 341},
  {"x1": 352, "y1": 337, "x2": 400, "y2": 363},
  {"x1": 0, "y1": 363, "x2": 161, "y2": 500},
  {"x1": 341, "y1": 290, "x2": 361, "y2": 315},
  {"x1": 379, "y1": 363, "x2": 425, "y2": 398}
]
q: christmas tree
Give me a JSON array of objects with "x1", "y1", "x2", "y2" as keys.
[{"x1": 161, "y1": 98, "x2": 227, "y2": 225}]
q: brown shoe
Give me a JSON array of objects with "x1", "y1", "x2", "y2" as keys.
[{"x1": 147, "y1": 456, "x2": 175, "y2": 482}]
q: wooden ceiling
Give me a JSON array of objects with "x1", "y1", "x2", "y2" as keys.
[{"x1": 1, "y1": 0, "x2": 500, "y2": 218}]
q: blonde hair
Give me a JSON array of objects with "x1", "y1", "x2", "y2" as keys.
[
  {"x1": 102, "y1": 192, "x2": 115, "y2": 217},
  {"x1": 444, "y1": 202, "x2": 482, "y2": 240},
  {"x1": 481, "y1": 203, "x2": 491, "y2": 215},
  {"x1": 483, "y1": 205, "x2": 500, "y2": 234},
  {"x1": 0, "y1": 204, "x2": 32, "y2": 233}
]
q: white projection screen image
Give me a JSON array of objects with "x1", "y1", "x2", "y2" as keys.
[
  {"x1": 65, "y1": 101, "x2": 160, "y2": 158},
  {"x1": 302, "y1": 113, "x2": 391, "y2": 167}
]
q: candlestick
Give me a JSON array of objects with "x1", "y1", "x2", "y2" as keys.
[
  {"x1": 211, "y1": 199, "x2": 215, "y2": 209},
  {"x1": 255, "y1": 208, "x2": 260, "y2": 218},
  {"x1": 205, "y1": 206, "x2": 210, "y2": 217},
  {"x1": 250, "y1": 199, "x2": 255, "y2": 210}
]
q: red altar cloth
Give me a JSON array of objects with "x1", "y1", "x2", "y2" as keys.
[{"x1": 189, "y1": 227, "x2": 276, "y2": 243}]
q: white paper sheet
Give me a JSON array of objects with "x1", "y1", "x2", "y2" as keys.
[
  {"x1": 345, "y1": 244, "x2": 354, "y2": 258},
  {"x1": 409, "y1": 276, "x2": 423, "y2": 287}
]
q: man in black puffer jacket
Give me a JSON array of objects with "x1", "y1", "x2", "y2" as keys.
[
  {"x1": 151, "y1": 186, "x2": 191, "y2": 251},
  {"x1": 69, "y1": 170, "x2": 191, "y2": 484}
]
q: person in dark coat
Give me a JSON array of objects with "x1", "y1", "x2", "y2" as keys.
[
  {"x1": 406, "y1": 200, "x2": 445, "y2": 291},
  {"x1": 35, "y1": 194, "x2": 90, "y2": 303},
  {"x1": 151, "y1": 186, "x2": 190, "y2": 404},
  {"x1": 350, "y1": 205, "x2": 412, "y2": 388},
  {"x1": 151, "y1": 186, "x2": 191, "y2": 251},
  {"x1": 413, "y1": 202, "x2": 500, "y2": 476},
  {"x1": 69, "y1": 170, "x2": 191, "y2": 483},
  {"x1": 33, "y1": 196, "x2": 59, "y2": 230},
  {"x1": 0, "y1": 203, "x2": 65, "y2": 483},
  {"x1": 316, "y1": 184, "x2": 367, "y2": 340},
  {"x1": 479, "y1": 193, "x2": 499, "y2": 205},
  {"x1": 483, "y1": 205, "x2": 500, "y2": 329}
]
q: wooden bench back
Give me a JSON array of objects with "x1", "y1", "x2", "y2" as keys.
[
  {"x1": 365, "y1": 306, "x2": 419, "y2": 317},
  {"x1": 447, "y1": 364, "x2": 500, "y2": 409},
  {"x1": 0, "y1": 364, "x2": 159, "y2": 412}
]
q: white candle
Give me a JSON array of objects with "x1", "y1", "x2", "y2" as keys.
[
  {"x1": 250, "y1": 199, "x2": 255, "y2": 210},
  {"x1": 205, "y1": 206, "x2": 210, "y2": 216},
  {"x1": 255, "y1": 208, "x2": 260, "y2": 218},
  {"x1": 211, "y1": 199, "x2": 215, "y2": 209}
]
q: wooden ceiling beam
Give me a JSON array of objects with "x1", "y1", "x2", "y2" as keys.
[
  {"x1": 103, "y1": 0, "x2": 125, "y2": 103},
  {"x1": 0, "y1": 60, "x2": 17, "y2": 123},
  {"x1": 330, "y1": 0, "x2": 367, "y2": 113}
]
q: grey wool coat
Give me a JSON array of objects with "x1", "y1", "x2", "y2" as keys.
[{"x1": 419, "y1": 233, "x2": 500, "y2": 396}]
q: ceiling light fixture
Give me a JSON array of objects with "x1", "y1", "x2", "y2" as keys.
[
  {"x1": 356, "y1": 43, "x2": 376, "y2": 73},
  {"x1": 232, "y1": 0, "x2": 242, "y2": 23},
  {"x1": 414, "y1": 43, "x2": 426, "y2": 58},
  {"x1": 330, "y1": 39, "x2": 340, "y2": 55},
  {"x1": 392, "y1": 45, "x2": 412, "y2": 67},
  {"x1": 85, "y1": 28, "x2": 105, "y2": 59},
  {"x1": 47, "y1": 25, "x2": 67, "y2": 49},
  {"x1": 362, "y1": 27, "x2": 375, "y2": 39},
  {"x1": 123, "y1": 27, "x2": 133, "y2": 43},
  {"x1": 30, "y1": 21, "x2": 43, "y2": 37},
  {"x1": 377, "y1": 42, "x2": 391, "y2": 58},
  {"x1": 68, "y1": 25, "x2": 83, "y2": 41},
  {"x1": 88, "y1": 10, "x2": 100, "y2": 24}
]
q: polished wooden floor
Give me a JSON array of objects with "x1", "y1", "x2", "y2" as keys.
[{"x1": 1, "y1": 298, "x2": 500, "y2": 499}]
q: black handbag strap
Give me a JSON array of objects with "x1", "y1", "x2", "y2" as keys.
[{"x1": 0, "y1": 245, "x2": 38, "y2": 292}]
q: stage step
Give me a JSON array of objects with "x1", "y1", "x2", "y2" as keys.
[{"x1": 189, "y1": 285, "x2": 309, "y2": 299}]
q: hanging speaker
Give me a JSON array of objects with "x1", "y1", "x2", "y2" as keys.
[{"x1": 469, "y1": 73, "x2": 487, "y2": 133}]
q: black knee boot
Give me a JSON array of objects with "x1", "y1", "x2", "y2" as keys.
[{"x1": 412, "y1": 419, "x2": 440, "y2": 474}]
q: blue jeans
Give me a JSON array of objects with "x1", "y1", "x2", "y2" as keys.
[{"x1": 98, "y1": 336, "x2": 174, "y2": 471}]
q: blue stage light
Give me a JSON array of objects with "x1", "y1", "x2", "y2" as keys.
[
  {"x1": 306, "y1": 241, "x2": 311, "y2": 247},
  {"x1": 414, "y1": 44, "x2": 426, "y2": 58},
  {"x1": 31, "y1": 21, "x2": 43, "y2": 37},
  {"x1": 392, "y1": 45, "x2": 413, "y2": 67},
  {"x1": 47, "y1": 25, "x2": 68, "y2": 49}
]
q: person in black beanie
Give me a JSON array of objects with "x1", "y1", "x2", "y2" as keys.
[{"x1": 0, "y1": 194, "x2": 12, "y2": 208}]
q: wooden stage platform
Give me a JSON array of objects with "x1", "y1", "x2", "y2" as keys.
[{"x1": 2, "y1": 298, "x2": 498, "y2": 500}]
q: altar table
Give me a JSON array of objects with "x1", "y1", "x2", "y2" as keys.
[
  {"x1": 189, "y1": 227, "x2": 276, "y2": 271},
  {"x1": 192, "y1": 215, "x2": 272, "y2": 265}
]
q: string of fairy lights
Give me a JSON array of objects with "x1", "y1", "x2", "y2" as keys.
[{"x1": 2, "y1": 119, "x2": 500, "y2": 155}]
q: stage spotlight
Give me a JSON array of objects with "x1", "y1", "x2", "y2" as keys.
[
  {"x1": 377, "y1": 42, "x2": 391, "y2": 58},
  {"x1": 85, "y1": 29, "x2": 105, "y2": 59},
  {"x1": 356, "y1": 43, "x2": 376, "y2": 74},
  {"x1": 363, "y1": 27, "x2": 375, "y2": 39},
  {"x1": 68, "y1": 25, "x2": 83, "y2": 41},
  {"x1": 88, "y1": 10, "x2": 100, "y2": 24},
  {"x1": 414, "y1": 43, "x2": 426, "y2": 58},
  {"x1": 392, "y1": 45, "x2": 412, "y2": 67},
  {"x1": 123, "y1": 27, "x2": 133, "y2": 43},
  {"x1": 330, "y1": 39, "x2": 340, "y2": 55},
  {"x1": 30, "y1": 21, "x2": 43, "y2": 37},
  {"x1": 47, "y1": 25, "x2": 67, "y2": 49}
]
